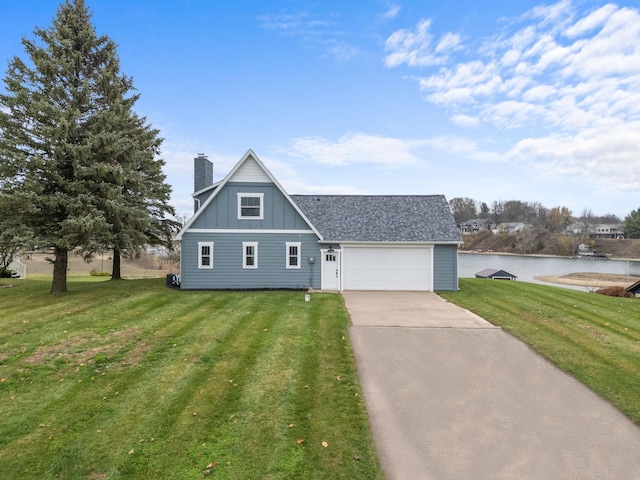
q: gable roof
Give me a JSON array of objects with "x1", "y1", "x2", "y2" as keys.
[
  {"x1": 176, "y1": 149, "x2": 321, "y2": 240},
  {"x1": 192, "y1": 180, "x2": 221, "y2": 199},
  {"x1": 290, "y1": 195, "x2": 462, "y2": 243}
]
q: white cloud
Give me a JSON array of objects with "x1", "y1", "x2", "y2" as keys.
[
  {"x1": 256, "y1": 13, "x2": 334, "y2": 36},
  {"x1": 419, "y1": 60, "x2": 503, "y2": 104},
  {"x1": 254, "y1": 154, "x2": 363, "y2": 194},
  {"x1": 257, "y1": 11, "x2": 358, "y2": 63},
  {"x1": 422, "y1": 135, "x2": 500, "y2": 161},
  {"x1": 564, "y1": 3, "x2": 617, "y2": 38},
  {"x1": 387, "y1": 1, "x2": 640, "y2": 197},
  {"x1": 508, "y1": 123, "x2": 640, "y2": 192},
  {"x1": 324, "y1": 40, "x2": 359, "y2": 63},
  {"x1": 417, "y1": 2, "x2": 640, "y2": 125},
  {"x1": 279, "y1": 133, "x2": 427, "y2": 167},
  {"x1": 521, "y1": 84, "x2": 556, "y2": 102},
  {"x1": 381, "y1": 2, "x2": 401, "y2": 20},
  {"x1": 435, "y1": 32, "x2": 462, "y2": 53},
  {"x1": 451, "y1": 114, "x2": 479, "y2": 127},
  {"x1": 384, "y1": 19, "x2": 455, "y2": 67}
]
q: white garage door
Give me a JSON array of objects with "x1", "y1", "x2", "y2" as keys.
[{"x1": 342, "y1": 246, "x2": 433, "y2": 291}]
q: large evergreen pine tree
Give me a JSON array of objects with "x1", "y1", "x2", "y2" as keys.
[
  {"x1": 0, "y1": 0, "x2": 175, "y2": 292},
  {"x1": 87, "y1": 65, "x2": 176, "y2": 280}
]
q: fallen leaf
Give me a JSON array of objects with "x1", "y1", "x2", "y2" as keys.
[
  {"x1": 353, "y1": 454, "x2": 361, "y2": 461},
  {"x1": 128, "y1": 449, "x2": 134, "y2": 455},
  {"x1": 206, "y1": 462, "x2": 217, "y2": 468},
  {"x1": 288, "y1": 423, "x2": 295, "y2": 428},
  {"x1": 303, "y1": 385, "x2": 309, "y2": 389},
  {"x1": 296, "y1": 439, "x2": 304, "y2": 444},
  {"x1": 322, "y1": 441, "x2": 328, "y2": 448}
]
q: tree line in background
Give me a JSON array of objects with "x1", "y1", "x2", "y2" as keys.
[
  {"x1": 0, "y1": 0, "x2": 177, "y2": 294},
  {"x1": 449, "y1": 197, "x2": 640, "y2": 238}
]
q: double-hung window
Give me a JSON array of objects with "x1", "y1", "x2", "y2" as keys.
[
  {"x1": 286, "y1": 242, "x2": 301, "y2": 269},
  {"x1": 198, "y1": 242, "x2": 214, "y2": 269},
  {"x1": 238, "y1": 193, "x2": 264, "y2": 219},
  {"x1": 243, "y1": 242, "x2": 258, "y2": 269}
]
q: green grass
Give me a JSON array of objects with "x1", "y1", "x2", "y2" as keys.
[
  {"x1": 0, "y1": 278, "x2": 383, "y2": 479},
  {"x1": 440, "y1": 278, "x2": 640, "y2": 425}
]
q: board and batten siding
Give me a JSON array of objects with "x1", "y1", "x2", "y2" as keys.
[
  {"x1": 433, "y1": 244, "x2": 458, "y2": 291},
  {"x1": 193, "y1": 187, "x2": 216, "y2": 213},
  {"x1": 191, "y1": 183, "x2": 310, "y2": 231},
  {"x1": 180, "y1": 232, "x2": 321, "y2": 290}
]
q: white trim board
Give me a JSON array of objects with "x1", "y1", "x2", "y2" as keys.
[{"x1": 183, "y1": 229, "x2": 316, "y2": 235}]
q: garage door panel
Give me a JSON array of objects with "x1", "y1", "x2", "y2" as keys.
[{"x1": 343, "y1": 246, "x2": 432, "y2": 291}]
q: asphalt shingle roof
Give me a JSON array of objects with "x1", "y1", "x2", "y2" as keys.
[{"x1": 290, "y1": 194, "x2": 462, "y2": 243}]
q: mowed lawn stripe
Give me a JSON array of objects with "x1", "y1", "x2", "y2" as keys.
[
  {"x1": 440, "y1": 279, "x2": 640, "y2": 425},
  {"x1": 50, "y1": 294, "x2": 278, "y2": 478},
  {"x1": 109, "y1": 293, "x2": 286, "y2": 478},
  {"x1": 0, "y1": 280, "x2": 382, "y2": 479}
]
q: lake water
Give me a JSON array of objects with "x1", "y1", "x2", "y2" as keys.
[{"x1": 459, "y1": 252, "x2": 640, "y2": 291}]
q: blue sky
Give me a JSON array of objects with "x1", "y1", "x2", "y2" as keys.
[{"x1": 2, "y1": 0, "x2": 640, "y2": 220}]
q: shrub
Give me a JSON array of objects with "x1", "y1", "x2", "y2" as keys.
[
  {"x1": 596, "y1": 286, "x2": 632, "y2": 298},
  {"x1": 0, "y1": 269, "x2": 14, "y2": 278},
  {"x1": 89, "y1": 269, "x2": 111, "y2": 277}
]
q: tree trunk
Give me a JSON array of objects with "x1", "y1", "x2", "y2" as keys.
[
  {"x1": 50, "y1": 248, "x2": 68, "y2": 294},
  {"x1": 111, "y1": 247, "x2": 122, "y2": 280}
]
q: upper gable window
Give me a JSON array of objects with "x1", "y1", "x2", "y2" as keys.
[{"x1": 238, "y1": 193, "x2": 264, "y2": 220}]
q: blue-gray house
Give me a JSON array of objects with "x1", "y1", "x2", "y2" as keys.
[{"x1": 176, "y1": 150, "x2": 462, "y2": 291}]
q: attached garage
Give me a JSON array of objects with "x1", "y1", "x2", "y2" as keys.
[
  {"x1": 342, "y1": 245, "x2": 433, "y2": 291},
  {"x1": 291, "y1": 194, "x2": 463, "y2": 292}
]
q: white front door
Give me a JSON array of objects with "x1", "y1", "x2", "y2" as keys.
[{"x1": 321, "y1": 250, "x2": 341, "y2": 290}]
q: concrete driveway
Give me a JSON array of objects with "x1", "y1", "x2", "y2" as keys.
[{"x1": 344, "y1": 291, "x2": 640, "y2": 480}]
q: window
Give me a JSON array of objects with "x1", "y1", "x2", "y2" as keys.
[
  {"x1": 286, "y1": 242, "x2": 301, "y2": 269},
  {"x1": 198, "y1": 242, "x2": 214, "y2": 269},
  {"x1": 243, "y1": 242, "x2": 258, "y2": 269},
  {"x1": 238, "y1": 193, "x2": 264, "y2": 219}
]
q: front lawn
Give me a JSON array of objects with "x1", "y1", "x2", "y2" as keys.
[
  {"x1": 440, "y1": 279, "x2": 640, "y2": 425},
  {"x1": 0, "y1": 279, "x2": 383, "y2": 479}
]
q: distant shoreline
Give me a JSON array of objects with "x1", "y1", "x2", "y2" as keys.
[
  {"x1": 535, "y1": 272, "x2": 640, "y2": 288},
  {"x1": 459, "y1": 250, "x2": 640, "y2": 263}
]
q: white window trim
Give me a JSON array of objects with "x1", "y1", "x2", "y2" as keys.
[
  {"x1": 198, "y1": 241, "x2": 214, "y2": 269},
  {"x1": 286, "y1": 242, "x2": 301, "y2": 269},
  {"x1": 243, "y1": 242, "x2": 258, "y2": 269},
  {"x1": 237, "y1": 193, "x2": 264, "y2": 220}
]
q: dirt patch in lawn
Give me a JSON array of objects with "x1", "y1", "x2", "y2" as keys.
[{"x1": 22, "y1": 327, "x2": 150, "y2": 370}]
